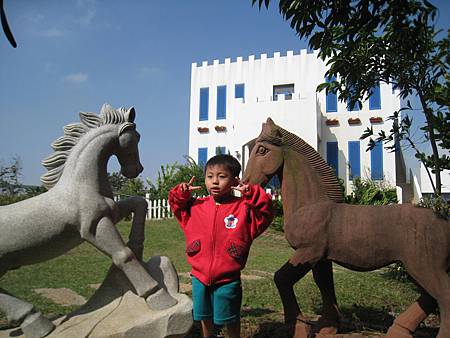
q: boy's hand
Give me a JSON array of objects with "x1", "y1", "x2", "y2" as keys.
[
  {"x1": 232, "y1": 179, "x2": 250, "y2": 194},
  {"x1": 180, "y1": 176, "x2": 202, "y2": 193}
]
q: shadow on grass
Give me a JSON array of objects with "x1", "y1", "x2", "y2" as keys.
[{"x1": 245, "y1": 305, "x2": 438, "y2": 338}]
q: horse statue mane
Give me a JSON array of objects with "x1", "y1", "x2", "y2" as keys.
[
  {"x1": 41, "y1": 104, "x2": 135, "y2": 189},
  {"x1": 259, "y1": 120, "x2": 344, "y2": 203}
]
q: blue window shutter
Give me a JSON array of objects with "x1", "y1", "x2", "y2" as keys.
[
  {"x1": 268, "y1": 175, "x2": 281, "y2": 189},
  {"x1": 326, "y1": 142, "x2": 339, "y2": 176},
  {"x1": 371, "y1": 141, "x2": 383, "y2": 180},
  {"x1": 347, "y1": 100, "x2": 361, "y2": 111},
  {"x1": 369, "y1": 83, "x2": 381, "y2": 110},
  {"x1": 217, "y1": 85, "x2": 227, "y2": 120},
  {"x1": 348, "y1": 141, "x2": 361, "y2": 180},
  {"x1": 326, "y1": 76, "x2": 337, "y2": 113},
  {"x1": 198, "y1": 148, "x2": 207, "y2": 167},
  {"x1": 216, "y1": 146, "x2": 226, "y2": 155},
  {"x1": 235, "y1": 84, "x2": 245, "y2": 99},
  {"x1": 199, "y1": 88, "x2": 209, "y2": 121},
  {"x1": 346, "y1": 84, "x2": 361, "y2": 111}
]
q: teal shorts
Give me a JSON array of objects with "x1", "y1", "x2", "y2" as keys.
[{"x1": 191, "y1": 276, "x2": 242, "y2": 325}]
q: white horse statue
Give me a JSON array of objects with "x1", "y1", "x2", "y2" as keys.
[{"x1": 0, "y1": 104, "x2": 177, "y2": 338}]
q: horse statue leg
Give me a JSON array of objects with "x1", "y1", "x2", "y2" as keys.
[
  {"x1": 311, "y1": 260, "x2": 341, "y2": 335},
  {"x1": 274, "y1": 249, "x2": 313, "y2": 338},
  {"x1": 386, "y1": 292, "x2": 437, "y2": 338},
  {"x1": 80, "y1": 215, "x2": 177, "y2": 311},
  {"x1": 0, "y1": 284, "x2": 54, "y2": 338},
  {"x1": 115, "y1": 196, "x2": 148, "y2": 260}
]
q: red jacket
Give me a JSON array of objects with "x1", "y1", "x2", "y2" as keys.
[{"x1": 168, "y1": 184, "x2": 274, "y2": 286}]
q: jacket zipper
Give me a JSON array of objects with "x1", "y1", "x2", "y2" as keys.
[{"x1": 208, "y1": 203, "x2": 219, "y2": 285}]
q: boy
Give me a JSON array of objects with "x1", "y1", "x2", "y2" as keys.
[{"x1": 168, "y1": 154, "x2": 274, "y2": 338}]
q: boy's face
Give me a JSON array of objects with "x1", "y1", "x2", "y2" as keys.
[{"x1": 205, "y1": 164, "x2": 238, "y2": 199}]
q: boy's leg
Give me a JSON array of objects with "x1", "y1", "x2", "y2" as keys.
[
  {"x1": 191, "y1": 276, "x2": 215, "y2": 337},
  {"x1": 213, "y1": 279, "x2": 242, "y2": 338},
  {"x1": 200, "y1": 319, "x2": 215, "y2": 338}
]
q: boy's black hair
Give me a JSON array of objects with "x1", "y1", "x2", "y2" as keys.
[{"x1": 204, "y1": 154, "x2": 241, "y2": 177}]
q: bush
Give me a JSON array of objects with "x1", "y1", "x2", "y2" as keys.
[
  {"x1": 417, "y1": 195, "x2": 449, "y2": 219},
  {"x1": 0, "y1": 194, "x2": 29, "y2": 206},
  {"x1": 270, "y1": 198, "x2": 284, "y2": 232},
  {"x1": 146, "y1": 157, "x2": 207, "y2": 200},
  {"x1": 345, "y1": 177, "x2": 398, "y2": 205}
]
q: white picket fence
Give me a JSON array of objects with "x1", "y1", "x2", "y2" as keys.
[{"x1": 145, "y1": 194, "x2": 173, "y2": 220}]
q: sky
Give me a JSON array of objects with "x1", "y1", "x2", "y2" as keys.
[{"x1": 0, "y1": 0, "x2": 449, "y2": 186}]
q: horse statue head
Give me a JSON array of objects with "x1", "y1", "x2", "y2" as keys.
[
  {"x1": 243, "y1": 118, "x2": 284, "y2": 186},
  {"x1": 243, "y1": 117, "x2": 344, "y2": 204},
  {"x1": 40, "y1": 104, "x2": 143, "y2": 190}
]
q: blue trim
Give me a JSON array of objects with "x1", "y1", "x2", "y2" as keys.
[
  {"x1": 326, "y1": 76, "x2": 337, "y2": 113},
  {"x1": 199, "y1": 88, "x2": 209, "y2": 121},
  {"x1": 217, "y1": 85, "x2": 227, "y2": 120},
  {"x1": 348, "y1": 141, "x2": 361, "y2": 180},
  {"x1": 371, "y1": 141, "x2": 383, "y2": 180},
  {"x1": 235, "y1": 84, "x2": 245, "y2": 99},
  {"x1": 369, "y1": 83, "x2": 381, "y2": 110},
  {"x1": 326, "y1": 141, "x2": 339, "y2": 177},
  {"x1": 198, "y1": 148, "x2": 207, "y2": 167}
]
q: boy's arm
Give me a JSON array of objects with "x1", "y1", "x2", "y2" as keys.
[
  {"x1": 168, "y1": 184, "x2": 193, "y2": 228},
  {"x1": 242, "y1": 184, "x2": 275, "y2": 239}
]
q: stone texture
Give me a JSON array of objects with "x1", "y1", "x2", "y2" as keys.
[{"x1": 0, "y1": 256, "x2": 193, "y2": 338}]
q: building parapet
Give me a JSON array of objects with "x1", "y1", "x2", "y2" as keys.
[{"x1": 192, "y1": 49, "x2": 318, "y2": 68}]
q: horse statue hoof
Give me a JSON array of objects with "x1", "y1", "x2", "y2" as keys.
[
  {"x1": 385, "y1": 324, "x2": 413, "y2": 338},
  {"x1": 21, "y1": 312, "x2": 55, "y2": 338},
  {"x1": 146, "y1": 288, "x2": 178, "y2": 311},
  {"x1": 292, "y1": 316, "x2": 312, "y2": 338}
]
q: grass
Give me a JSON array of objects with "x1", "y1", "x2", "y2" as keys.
[{"x1": 0, "y1": 219, "x2": 439, "y2": 337}]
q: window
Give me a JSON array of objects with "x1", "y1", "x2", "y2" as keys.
[
  {"x1": 326, "y1": 76, "x2": 337, "y2": 112},
  {"x1": 273, "y1": 84, "x2": 294, "y2": 101},
  {"x1": 371, "y1": 141, "x2": 383, "y2": 180},
  {"x1": 235, "y1": 83, "x2": 245, "y2": 100},
  {"x1": 217, "y1": 85, "x2": 227, "y2": 120},
  {"x1": 346, "y1": 86, "x2": 361, "y2": 111},
  {"x1": 369, "y1": 83, "x2": 381, "y2": 110},
  {"x1": 347, "y1": 100, "x2": 361, "y2": 111},
  {"x1": 326, "y1": 142, "x2": 339, "y2": 176},
  {"x1": 348, "y1": 141, "x2": 361, "y2": 180},
  {"x1": 267, "y1": 175, "x2": 281, "y2": 189},
  {"x1": 216, "y1": 146, "x2": 226, "y2": 155},
  {"x1": 198, "y1": 147, "x2": 207, "y2": 167},
  {"x1": 199, "y1": 88, "x2": 209, "y2": 121}
]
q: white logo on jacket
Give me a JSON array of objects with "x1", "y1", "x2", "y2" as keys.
[{"x1": 224, "y1": 214, "x2": 238, "y2": 229}]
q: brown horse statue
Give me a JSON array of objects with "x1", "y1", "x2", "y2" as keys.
[{"x1": 242, "y1": 118, "x2": 449, "y2": 338}]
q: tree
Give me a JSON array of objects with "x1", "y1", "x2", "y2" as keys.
[
  {"x1": 253, "y1": 0, "x2": 449, "y2": 196},
  {"x1": 0, "y1": 156, "x2": 23, "y2": 195},
  {"x1": 107, "y1": 172, "x2": 146, "y2": 197},
  {"x1": 147, "y1": 156, "x2": 207, "y2": 200}
]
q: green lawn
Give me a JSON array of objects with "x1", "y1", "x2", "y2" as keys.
[{"x1": 0, "y1": 219, "x2": 439, "y2": 337}]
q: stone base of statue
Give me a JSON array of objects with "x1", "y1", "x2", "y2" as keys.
[{"x1": 0, "y1": 256, "x2": 193, "y2": 338}]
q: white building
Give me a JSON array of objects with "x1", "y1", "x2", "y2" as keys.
[{"x1": 188, "y1": 50, "x2": 449, "y2": 201}]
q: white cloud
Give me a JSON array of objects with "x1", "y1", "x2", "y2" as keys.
[{"x1": 64, "y1": 73, "x2": 89, "y2": 84}]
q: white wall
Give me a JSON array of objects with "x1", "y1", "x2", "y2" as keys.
[{"x1": 189, "y1": 50, "x2": 401, "y2": 193}]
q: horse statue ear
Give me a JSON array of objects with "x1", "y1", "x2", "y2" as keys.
[
  {"x1": 126, "y1": 107, "x2": 136, "y2": 123},
  {"x1": 262, "y1": 117, "x2": 277, "y2": 134}
]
